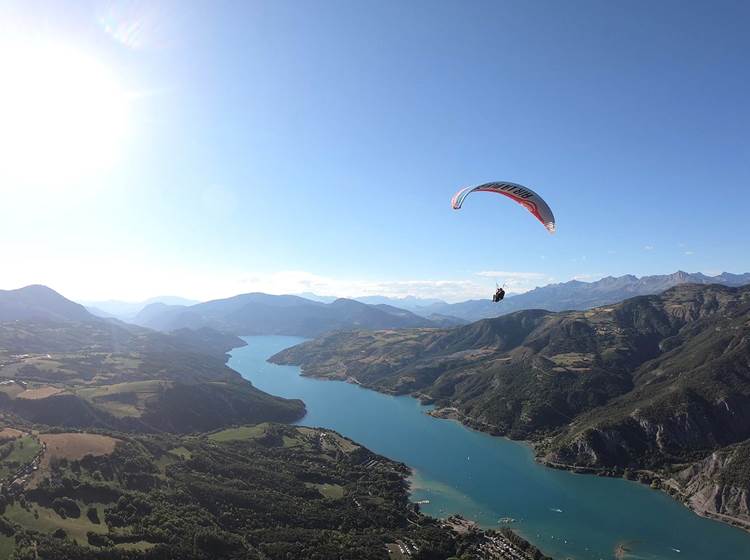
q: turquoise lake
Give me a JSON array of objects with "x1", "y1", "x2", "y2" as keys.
[{"x1": 229, "y1": 336, "x2": 750, "y2": 560}]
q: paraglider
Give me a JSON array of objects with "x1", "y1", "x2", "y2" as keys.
[
  {"x1": 451, "y1": 181, "x2": 556, "y2": 234},
  {"x1": 492, "y1": 286, "x2": 505, "y2": 303},
  {"x1": 451, "y1": 181, "x2": 555, "y2": 301}
]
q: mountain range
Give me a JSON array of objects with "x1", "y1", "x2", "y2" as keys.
[
  {"x1": 127, "y1": 271, "x2": 750, "y2": 336},
  {"x1": 132, "y1": 292, "x2": 445, "y2": 336},
  {"x1": 81, "y1": 295, "x2": 200, "y2": 321},
  {"x1": 271, "y1": 283, "x2": 750, "y2": 530},
  {"x1": 390, "y1": 271, "x2": 749, "y2": 321},
  {"x1": 296, "y1": 271, "x2": 750, "y2": 323}
]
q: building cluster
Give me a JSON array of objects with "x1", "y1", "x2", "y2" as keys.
[
  {"x1": 0, "y1": 379, "x2": 28, "y2": 388},
  {"x1": 385, "y1": 538, "x2": 418, "y2": 558},
  {"x1": 476, "y1": 533, "x2": 536, "y2": 560}
]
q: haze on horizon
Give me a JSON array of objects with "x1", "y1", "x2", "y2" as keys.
[{"x1": 1, "y1": 0, "x2": 748, "y2": 303}]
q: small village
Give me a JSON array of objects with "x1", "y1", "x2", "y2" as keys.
[
  {"x1": 474, "y1": 532, "x2": 541, "y2": 560},
  {"x1": 385, "y1": 514, "x2": 544, "y2": 560}
]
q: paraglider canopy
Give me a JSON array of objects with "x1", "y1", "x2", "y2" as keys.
[{"x1": 451, "y1": 181, "x2": 556, "y2": 234}]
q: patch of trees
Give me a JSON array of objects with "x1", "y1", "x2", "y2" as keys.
[{"x1": 52, "y1": 497, "x2": 80, "y2": 518}]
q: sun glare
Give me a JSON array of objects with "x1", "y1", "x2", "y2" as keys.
[{"x1": 0, "y1": 37, "x2": 129, "y2": 189}]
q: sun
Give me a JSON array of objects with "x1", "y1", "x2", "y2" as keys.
[{"x1": 0, "y1": 37, "x2": 129, "y2": 189}]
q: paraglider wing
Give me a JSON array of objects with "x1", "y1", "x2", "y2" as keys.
[{"x1": 451, "y1": 182, "x2": 556, "y2": 233}]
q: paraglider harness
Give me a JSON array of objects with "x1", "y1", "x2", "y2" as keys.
[{"x1": 492, "y1": 285, "x2": 505, "y2": 303}]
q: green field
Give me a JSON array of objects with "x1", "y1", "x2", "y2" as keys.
[
  {"x1": 0, "y1": 436, "x2": 41, "y2": 479},
  {"x1": 76, "y1": 380, "x2": 170, "y2": 418},
  {"x1": 77, "y1": 380, "x2": 168, "y2": 397},
  {"x1": 306, "y1": 482, "x2": 345, "y2": 499},
  {"x1": 4, "y1": 502, "x2": 107, "y2": 545},
  {"x1": 282, "y1": 435, "x2": 303, "y2": 448},
  {"x1": 0, "y1": 535, "x2": 14, "y2": 560},
  {"x1": 209, "y1": 425, "x2": 327, "y2": 450},
  {"x1": 167, "y1": 446, "x2": 192, "y2": 460},
  {"x1": 207, "y1": 424, "x2": 269, "y2": 442}
]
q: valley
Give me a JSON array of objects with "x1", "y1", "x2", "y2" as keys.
[{"x1": 1, "y1": 283, "x2": 750, "y2": 558}]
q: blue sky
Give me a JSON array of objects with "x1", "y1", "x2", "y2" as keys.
[{"x1": 1, "y1": 0, "x2": 748, "y2": 301}]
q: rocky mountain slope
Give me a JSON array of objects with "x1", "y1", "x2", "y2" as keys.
[
  {"x1": 670, "y1": 441, "x2": 750, "y2": 530},
  {"x1": 272, "y1": 284, "x2": 750, "y2": 528}
]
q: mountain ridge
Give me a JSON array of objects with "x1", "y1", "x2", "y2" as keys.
[
  {"x1": 0, "y1": 285, "x2": 94, "y2": 323},
  {"x1": 132, "y1": 292, "x2": 439, "y2": 336}
]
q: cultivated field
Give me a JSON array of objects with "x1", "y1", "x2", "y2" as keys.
[
  {"x1": 39, "y1": 433, "x2": 120, "y2": 462},
  {"x1": 16, "y1": 386, "x2": 66, "y2": 400},
  {"x1": 208, "y1": 424, "x2": 270, "y2": 442},
  {"x1": 76, "y1": 380, "x2": 171, "y2": 418}
]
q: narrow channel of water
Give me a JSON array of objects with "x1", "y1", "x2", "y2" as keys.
[{"x1": 229, "y1": 336, "x2": 750, "y2": 560}]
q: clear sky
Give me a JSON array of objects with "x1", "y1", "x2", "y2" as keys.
[{"x1": 1, "y1": 0, "x2": 748, "y2": 302}]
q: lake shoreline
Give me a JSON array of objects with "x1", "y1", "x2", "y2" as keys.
[
  {"x1": 293, "y1": 366, "x2": 750, "y2": 536},
  {"x1": 428, "y1": 404, "x2": 750, "y2": 536}
]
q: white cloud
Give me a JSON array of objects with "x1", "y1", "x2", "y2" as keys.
[
  {"x1": 684, "y1": 250, "x2": 694, "y2": 255},
  {"x1": 644, "y1": 245, "x2": 655, "y2": 251}
]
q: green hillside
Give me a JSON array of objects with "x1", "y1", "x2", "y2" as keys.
[{"x1": 0, "y1": 425, "x2": 548, "y2": 560}]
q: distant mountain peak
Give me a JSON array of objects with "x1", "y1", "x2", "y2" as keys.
[
  {"x1": 0, "y1": 285, "x2": 95, "y2": 323},
  {"x1": 16, "y1": 284, "x2": 62, "y2": 296}
]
